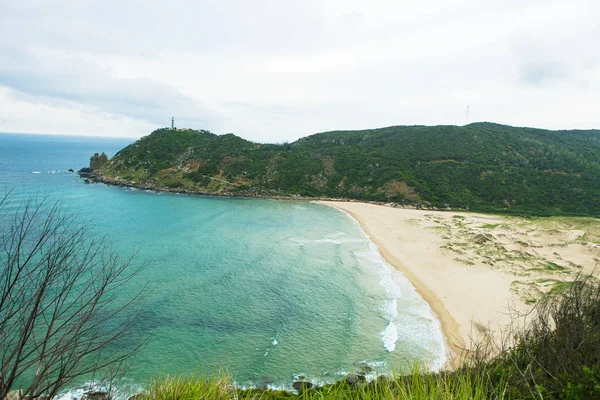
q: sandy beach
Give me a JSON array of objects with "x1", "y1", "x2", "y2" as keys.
[{"x1": 319, "y1": 201, "x2": 600, "y2": 366}]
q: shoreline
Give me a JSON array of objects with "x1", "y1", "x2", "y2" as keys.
[
  {"x1": 78, "y1": 169, "x2": 600, "y2": 218},
  {"x1": 317, "y1": 202, "x2": 466, "y2": 367},
  {"x1": 77, "y1": 168, "x2": 432, "y2": 208},
  {"x1": 318, "y1": 201, "x2": 600, "y2": 369},
  {"x1": 317, "y1": 202, "x2": 534, "y2": 370}
]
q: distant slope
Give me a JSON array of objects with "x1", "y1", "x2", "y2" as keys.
[{"x1": 91, "y1": 123, "x2": 600, "y2": 216}]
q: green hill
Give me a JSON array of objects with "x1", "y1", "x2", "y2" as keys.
[{"x1": 91, "y1": 123, "x2": 600, "y2": 216}]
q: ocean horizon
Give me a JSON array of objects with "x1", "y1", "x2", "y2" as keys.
[{"x1": 0, "y1": 132, "x2": 444, "y2": 393}]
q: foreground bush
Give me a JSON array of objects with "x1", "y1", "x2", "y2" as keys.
[{"x1": 490, "y1": 275, "x2": 600, "y2": 399}]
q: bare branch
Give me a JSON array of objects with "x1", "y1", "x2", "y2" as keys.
[{"x1": 0, "y1": 195, "x2": 147, "y2": 399}]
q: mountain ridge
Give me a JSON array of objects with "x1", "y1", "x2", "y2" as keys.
[{"x1": 83, "y1": 123, "x2": 600, "y2": 216}]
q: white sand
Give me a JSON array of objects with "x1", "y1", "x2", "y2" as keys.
[{"x1": 318, "y1": 201, "x2": 600, "y2": 365}]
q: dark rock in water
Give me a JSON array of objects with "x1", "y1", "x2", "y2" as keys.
[
  {"x1": 260, "y1": 376, "x2": 275, "y2": 389},
  {"x1": 68, "y1": 169, "x2": 75, "y2": 172},
  {"x1": 78, "y1": 167, "x2": 93, "y2": 177},
  {"x1": 345, "y1": 373, "x2": 366, "y2": 386},
  {"x1": 83, "y1": 179, "x2": 90, "y2": 184},
  {"x1": 82, "y1": 391, "x2": 109, "y2": 400},
  {"x1": 292, "y1": 381, "x2": 313, "y2": 392}
]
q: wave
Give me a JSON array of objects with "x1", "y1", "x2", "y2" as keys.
[
  {"x1": 290, "y1": 238, "x2": 342, "y2": 246},
  {"x1": 381, "y1": 321, "x2": 399, "y2": 352},
  {"x1": 334, "y1": 208, "x2": 446, "y2": 368},
  {"x1": 31, "y1": 171, "x2": 41, "y2": 174},
  {"x1": 55, "y1": 380, "x2": 142, "y2": 400},
  {"x1": 289, "y1": 235, "x2": 362, "y2": 247}
]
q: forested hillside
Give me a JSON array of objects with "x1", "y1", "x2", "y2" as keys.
[{"x1": 92, "y1": 123, "x2": 600, "y2": 216}]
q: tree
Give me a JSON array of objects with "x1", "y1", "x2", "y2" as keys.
[{"x1": 0, "y1": 193, "x2": 146, "y2": 400}]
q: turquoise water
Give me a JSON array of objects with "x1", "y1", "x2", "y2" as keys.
[{"x1": 0, "y1": 133, "x2": 444, "y2": 392}]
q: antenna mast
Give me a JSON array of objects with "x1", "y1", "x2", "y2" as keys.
[{"x1": 465, "y1": 106, "x2": 470, "y2": 125}]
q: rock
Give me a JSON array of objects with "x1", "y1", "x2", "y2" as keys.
[
  {"x1": 292, "y1": 381, "x2": 313, "y2": 392},
  {"x1": 82, "y1": 391, "x2": 109, "y2": 400},
  {"x1": 77, "y1": 167, "x2": 93, "y2": 177},
  {"x1": 345, "y1": 373, "x2": 366, "y2": 386},
  {"x1": 68, "y1": 169, "x2": 75, "y2": 173},
  {"x1": 5, "y1": 390, "x2": 23, "y2": 400}
]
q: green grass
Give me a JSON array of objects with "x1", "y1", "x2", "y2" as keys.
[
  {"x1": 545, "y1": 262, "x2": 567, "y2": 271},
  {"x1": 141, "y1": 365, "x2": 507, "y2": 400},
  {"x1": 145, "y1": 374, "x2": 234, "y2": 400},
  {"x1": 547, "y1": 280, "x2": 572, "y2": 295},
  {"x1": 480, "y1": 223, "x2": 501, "y2": 229},
  {"x1": 526, "y1": 216, "x2": 600, "y2": 243}
]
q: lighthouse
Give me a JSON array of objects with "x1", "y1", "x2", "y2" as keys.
[{"x1": 171, "y1": 117, "x2": 175, "y2": 130}]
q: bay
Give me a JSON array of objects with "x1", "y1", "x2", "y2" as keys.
[{"x1": 0, "y1": 132, "x2": 444, "y2": 391}]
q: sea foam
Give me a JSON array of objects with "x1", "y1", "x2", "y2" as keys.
[{"x1": 333, "y1": 208, "x2": 446, "y2": 367}]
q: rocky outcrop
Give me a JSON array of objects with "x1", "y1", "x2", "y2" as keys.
[
  {"x1": 291, "y1": 381, "x2": 313, "y2": 393},
  {"x1": 345, "y1": 373, "x2": 366, "y2": 386},
  {"x1": 82, "y1": 391, "x2": 109, "y2": 400}
]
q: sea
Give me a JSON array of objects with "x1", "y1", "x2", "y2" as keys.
[{"x1": 0, "y1": 132, "x2": 445, "y2": 394}]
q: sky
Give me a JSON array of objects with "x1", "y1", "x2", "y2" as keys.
[{"x1": 0, "y1": 0, "x2": 599, "y2": 142}]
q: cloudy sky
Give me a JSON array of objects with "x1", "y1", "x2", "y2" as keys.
[{"x1": 1, "y1": 0, "x2": 598, "y2": 142}]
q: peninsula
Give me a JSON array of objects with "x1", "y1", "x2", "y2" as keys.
[{"x1": 80, "y1": 122, "x2": 600, "y2": 217}]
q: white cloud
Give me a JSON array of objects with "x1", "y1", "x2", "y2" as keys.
[
  {"x1": 0, "y1": 0, "x2": 599, "y2": 141},
  {"x1": 0, "y1": 87, "x2": 153, "y2": 137}
]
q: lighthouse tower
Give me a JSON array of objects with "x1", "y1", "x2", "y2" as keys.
[{"x1": 171, "y1": 117, "x2": 175, "y2": 130}]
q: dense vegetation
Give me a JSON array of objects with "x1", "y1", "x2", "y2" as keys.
[
  {"x1": 96, "y1": 123, "x2": 600, "y2": 216},
  {"x1": 139, "y1": 276, "x2": 600, "y2": 399},
  {"x1": 90, "y1": 152, "x2": 109, "y2": 170}
]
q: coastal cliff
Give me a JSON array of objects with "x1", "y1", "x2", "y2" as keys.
[{"x1": 81, "y1": 123, "x2": 600, "y2": 216}]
